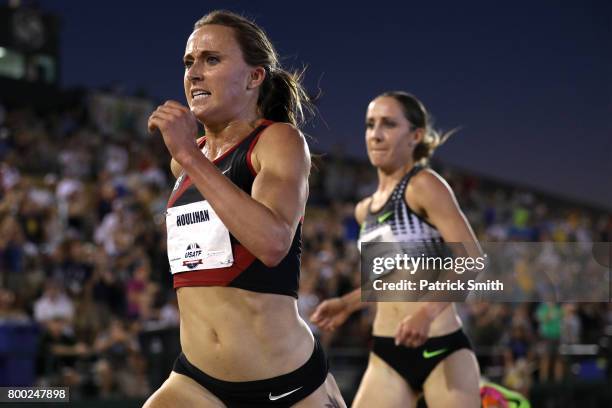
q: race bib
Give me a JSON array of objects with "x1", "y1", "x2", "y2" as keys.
[
  {"x1": 166, "y1": 200, "x2": 234, "y2": 274},
  {"x1": 358, "y1": 224, "x2": 398, "y2": 251},
  {"x1": 358, "y1": 224, "x2": 403, "y2": 280}
]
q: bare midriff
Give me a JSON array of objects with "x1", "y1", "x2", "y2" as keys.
[
  {"x1": 177, "y1": 286, "x2": 314, "y2": 381},
  {"x1": 373, "y1": 302, "x2": 462, "y2": 338}
]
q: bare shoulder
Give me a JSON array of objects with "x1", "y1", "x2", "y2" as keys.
[
  {"x1": 412, "y1": 167, "x2": 450, "y2": 189},
  {"x1": 354, "y1": 197, "x2": 372, "y2": 224},
  {"x1": 408, "y1": 168, "x2": 458, "y2": 212},
  {"x1": 252, "y1": 122, "x2": 310, "y2": 172},
  {"x1": 410, "y1": 168, "x2": 454, "y2": 197},
  {"x1": 256, "y1": 122, "x2": 307, "y2": 152}
]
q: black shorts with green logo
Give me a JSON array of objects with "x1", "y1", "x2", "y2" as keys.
[{"x1": 372, "y1": 329, "x2": 472, "y2": 392}]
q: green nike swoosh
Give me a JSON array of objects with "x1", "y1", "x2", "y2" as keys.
[
  {"x1": 377, "y1": 211, "x2": 394, "y2": 223},
  {"x1": 423, "y1": 348, "x2": 447, "y2": 359}
]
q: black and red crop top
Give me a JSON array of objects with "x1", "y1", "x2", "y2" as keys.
[{"x1": 166, "y1": 120, "x2": 301, "y2": 298}]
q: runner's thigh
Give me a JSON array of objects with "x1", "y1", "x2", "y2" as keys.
[
  {"x1": 352, "y1": 353, "x2": 418, "y2": 408},
  {"x1": 142, "y1": 371, "x2": 226, "y2": 408},
  {"x1": 293, "y1": 373, "x2": 347, "y2": 408},
  {"x1": 422, "y1": 349, "x2": 480, "y2": 408}
]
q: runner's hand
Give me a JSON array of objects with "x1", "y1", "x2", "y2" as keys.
[
  {"x1": 148, "y1": 100, "x2": 199, "y2": 163},
  {"x1": 310, "y1": 298, "x2": 352, "y2": 332},
  {"x1": 394, "y1": 307, "x2": 432, "y2": 347}
]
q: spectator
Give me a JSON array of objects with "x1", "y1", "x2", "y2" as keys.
[
  {"x1": 535, "y1": 302, "x2": 563, "y2": 382},
  {"x1": 33, "y1": 280, "x2": 74, "y2": 324},
  {"x1": 36, "y1": 316, "x2": 89, "y2": 386}
]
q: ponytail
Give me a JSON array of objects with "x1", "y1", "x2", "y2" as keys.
[
  {"x1": 413, "y1": 127, "x2": 457, "y2": 163},
  {"x1": 259, "y1": 67, "x2": 312, "y2": 127},
  {"x1": 380, "y1": 91, "x2": 456, "y2": 163}
]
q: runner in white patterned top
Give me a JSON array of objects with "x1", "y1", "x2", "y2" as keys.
[{"x1": 312, "y1": 91, "x2": 482, "y2": 408}]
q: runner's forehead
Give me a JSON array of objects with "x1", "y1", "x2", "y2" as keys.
[
  {"x1": 185, "y1": 30, "x2": 203, "y2": 55},
  {"x1": 184, "y1": 26, "x2": 231, "y2": 55}
]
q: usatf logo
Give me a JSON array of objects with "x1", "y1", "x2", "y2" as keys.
[{"x1": 183, "y1": 243, "x2": 203, "y2": 269}]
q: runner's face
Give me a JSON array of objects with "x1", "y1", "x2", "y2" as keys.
[
  {"x1": 183, "y1": 25, "x2": 256, "y2": 123},
  {"x1": 365, "y1": 97, "x2": 417, "y2": 169}
]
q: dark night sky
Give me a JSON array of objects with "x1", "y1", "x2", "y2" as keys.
[{"x1": 35, "y1": 0, "x2": 612, "y2": 209}]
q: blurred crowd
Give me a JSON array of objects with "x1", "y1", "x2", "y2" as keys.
[
  {"x1": 0, "y1": 102, "x2": 174, "y2": 398},
  {"x1": 0, "y1": 100, "x2": 610, "y2": 400}
]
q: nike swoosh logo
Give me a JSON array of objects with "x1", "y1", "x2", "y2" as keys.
[
  {"x1": 377, "y1": 211, "x2": 394, "y2": 223},
  {"x1": 222, "y1": 168, "x2": 230, "y2": 175},
  {"x1": 269, "y1": 386, "x2": 303, "y2": 401},
  {"x1": 423, "y1": 348, "x2": 447, "y2": 359}
]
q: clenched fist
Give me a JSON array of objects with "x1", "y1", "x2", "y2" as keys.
[{"x1": 148, "y1": 100, "x2": 199, "y2": 163}]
